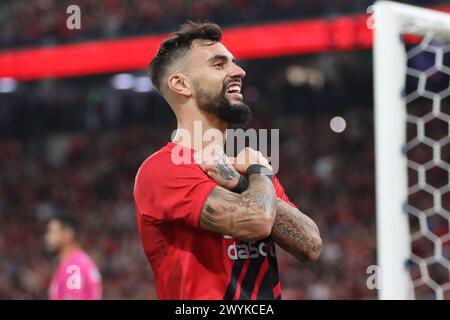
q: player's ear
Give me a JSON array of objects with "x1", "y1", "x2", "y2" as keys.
[{"x1": 167, "y1": 73, "x2": 192, "y2": 97}]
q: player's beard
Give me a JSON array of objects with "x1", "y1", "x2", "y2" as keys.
[{"x1": 195, "y1": 82, "x2": 252, "y2": 129}]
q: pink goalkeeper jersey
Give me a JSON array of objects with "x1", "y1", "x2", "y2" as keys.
[{"x1": 49, "y1": 249, "x2": 102, "y2": 300}]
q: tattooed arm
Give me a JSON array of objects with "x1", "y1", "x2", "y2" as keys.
[
  {"x1": 271, "y1": 199, "x2": 322, "y2": 262},
  {"x1": 199, "y1": 173, "x2": 277, "y2": 241},
  {"x1": 196, "y1": 145, "x2": 322, "y2": 261}
]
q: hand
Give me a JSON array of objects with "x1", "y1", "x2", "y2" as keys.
[
  {"x1": 194, "y1": 144, "x2": 240, "y2": 190},
  {"x1": 230, "y1": 147, "x2": 272, "y2": 174}
]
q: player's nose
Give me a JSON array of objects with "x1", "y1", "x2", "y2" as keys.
[{"x1": 230, "y1": 63, "x2": 246, "y2": 79}]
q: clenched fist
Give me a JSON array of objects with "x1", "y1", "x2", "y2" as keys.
[{"x1": 194, "y1": 144, "x2": 241, "y2": 190}]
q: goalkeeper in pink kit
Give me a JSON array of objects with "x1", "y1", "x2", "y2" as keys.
[{"x1": 45, "y1": 215, "x2": 102, "y2": 300}]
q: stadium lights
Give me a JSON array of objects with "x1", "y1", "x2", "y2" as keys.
[
  {"x1": 286, "y1": 66, "x2": 308, "y2": 86},
  {"x1": 0, "y1": 77, "x2": 17, "y2": 93},
  {"x1": 110, "y1": 74, "x2": 154, "y2": 92},
  {"x1": 330, "y1": 116, "x2": 347, "y2": 133},
  {"x1": 133, "y1": 76, "x2": 154, "y2": 93},
  {"x1": 286, "y1": 66, "x2": 325, "y2": 88},
  {"x1": 111, "y1": 73, "x2": 135, "y2": 90}
]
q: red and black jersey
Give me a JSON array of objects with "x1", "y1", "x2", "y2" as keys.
[{"x1": 133, "y1": 142, "x2": 297, "y2": 300}]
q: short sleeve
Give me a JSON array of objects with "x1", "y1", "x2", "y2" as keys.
[
  {"x1": 134, "y1": 158, "x2": 217, "y2": 228},
  {"x1": 273, "y1": 175, "x2": 297, "y2": 208}
]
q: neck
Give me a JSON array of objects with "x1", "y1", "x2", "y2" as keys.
[
  {"x1": 172, "y1": 109, "x2": 227, "y2": 151},
  {"x1": 59, "y1": 243, "x2": 79, "y2": 262}
]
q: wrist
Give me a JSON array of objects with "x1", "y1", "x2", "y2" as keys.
[
  {"x1": 230, "y1": 175, "x2": 249, "y2": 194},
  {"x1": 228, "y1": 175, "x2": 241, "y2": 189},
  {"x1": 246, "y1": 164, "x2": 273, "y2": 180}
]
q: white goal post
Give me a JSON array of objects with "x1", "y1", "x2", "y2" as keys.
[{"x1": 374, "y1": 1, "x2": 450, "y2": 300}]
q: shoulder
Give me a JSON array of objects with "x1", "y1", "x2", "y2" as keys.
[
  {"x1": 66, "y1": 250, "x2": 94, "y2": 267},
  {"x1": 137, "y1": 144, "x2": 173, "y2": 174},
  {"x1": 135, "y1": 143, "x2": 204, "y2": 184}
]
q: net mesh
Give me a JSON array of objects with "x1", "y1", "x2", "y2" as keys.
[{"x1": 404, "y1": 32, "x2": 450, "y2": 300}]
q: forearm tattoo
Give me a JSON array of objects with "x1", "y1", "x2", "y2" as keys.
[
  {"x1": 200, "y1": 174, "x2": 276, "y2": 235},
  {"x1": 214, "y1": 159, "x2": 238, "y2": 181},
  {"x1": 271, "y1": 200, "x2": 322, "y2": 261}
]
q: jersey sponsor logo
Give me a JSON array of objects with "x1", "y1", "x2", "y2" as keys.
[{"x1": 226, "y1": 240, "x2": 276, "y2": 260}]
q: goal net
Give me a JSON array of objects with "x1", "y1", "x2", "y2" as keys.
[{"x1": 374, "y1": 1, "x2": 450, "y2": 300}]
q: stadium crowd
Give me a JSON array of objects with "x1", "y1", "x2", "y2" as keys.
[{"x1": 0, "y1": 0, "x2": 447, "y2": 49}]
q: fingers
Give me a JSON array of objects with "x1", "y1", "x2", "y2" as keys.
[
  {"x1": 194, "y1": 144, "x2": 224, "y2": 165},
  {"x1": 195, "y1": 145, "x2": 272, "y2": 173},
  {"x1": 234, "y1": 147, "x2": 272, "y2": 171}
]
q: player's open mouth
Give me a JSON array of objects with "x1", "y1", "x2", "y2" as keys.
[
  {"x1": 225, "y1": 82, "x2": 243, "y2": 99},
  {"x1": 225, "y1": 85, "x2": 241, "y2": 94}
]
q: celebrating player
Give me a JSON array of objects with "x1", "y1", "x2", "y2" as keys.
[{"x1": 133, "y1": 21, "x2": 322, "y2": 300}]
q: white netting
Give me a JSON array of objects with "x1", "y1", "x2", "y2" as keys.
[{"x1": 404, "y1": 32, "x2": 450, "y2": 300}]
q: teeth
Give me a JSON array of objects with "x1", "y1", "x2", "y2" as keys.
[{"x1": 226, "y1": 85, "x2": 241, "y2": 93}]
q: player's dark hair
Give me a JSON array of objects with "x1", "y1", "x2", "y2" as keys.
[
  {"x1": 149, "y1": 21, "x2": 222, "y2": 93},
  {"x1": 53, "y1": 214, "x2": 81, "y2": 238}
]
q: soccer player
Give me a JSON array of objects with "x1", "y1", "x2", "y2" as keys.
[
  {"x1": 45, "y1": 214, "x2": 102, "y2": 300},
  {"x1": 133, "y1": 21, "x2": 322, "y2": 300}
]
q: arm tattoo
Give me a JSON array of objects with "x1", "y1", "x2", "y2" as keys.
[
  {"x1": 234, "y1": 188, "x2": 270, "y2": 215},
  {"x1": 215, "y1": 161, "x2": 238, "y2": 181},
  {"x1": 200, "y1": 174, "x2": 276, "y2": 238},
  {"x1": 271, "y1": 199, "x2": 322, "y2": 262},
  {"x1": 205, "y1": 204, "x2": 215, "y2": 214}
]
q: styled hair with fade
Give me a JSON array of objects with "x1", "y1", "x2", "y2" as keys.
[{"x1": 149, "y1": 21, "x2": 222, "y2": 93}]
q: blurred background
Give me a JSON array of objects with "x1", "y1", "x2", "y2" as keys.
[{"x1": 0, "y1": 0, "x2": 449, "y2": 299}]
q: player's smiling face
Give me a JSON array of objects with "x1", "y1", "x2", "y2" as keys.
[
  {"x1": 184, "y1": 41, "x2": 252, "y2": 126},
  {"x1": 188, "y1": 41, "x2": 246, "y2": 106}
]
